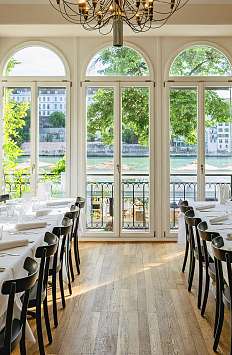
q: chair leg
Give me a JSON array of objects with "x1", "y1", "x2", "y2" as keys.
[
  {"x1": 74, "y1": 236, "x2": 80, "y2": 274},
  {"x1": 43, "y1": 297, "x2": 53, "y2": 345},
  {"x1": 65, "y1": 251, "x2": 72, "y2": 295},
  {"x1": 230, "y1": 307, "x2": 232, "y2": 355},
  {"x1": 52, "y1": 271, "x2": 58, "y2": 328},
  {"x1": 182, "y1": 240, "x2": 189, "y2": 273},
  {"x1": 201, "y1": 271, "x2": 210, "y2": 317},
  {"x1": 59, "y1": 269, "x2": 66, "y2": 309},
  {"x1": 188, "y1": 251, "x2": 195, "y2": 292},
  {"x1": 69, "y1": 249, "x2": 75, "y2": 282},
  {"x1": 213, "y1": 297, "x2": 224, "y2": 352},
  {"x1": 36, "y1": 305, "x2": 45, "y2": 355},
  {"x1": 19, "y1": 321, "x2": 27, "y2": 355},
  {"x1": 197, "y1": 260, "x2": 203, "y2": 309}
]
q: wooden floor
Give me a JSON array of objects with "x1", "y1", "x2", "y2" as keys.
[{"x1": 14, "y1": 242, "x2": 231, "y2": 355}]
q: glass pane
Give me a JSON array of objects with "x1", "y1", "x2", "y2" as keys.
[
  {"x1": 86, "y1": 47, "x2": 149, "y2": 76},
  {"x1": 170, "y1": 46, "x2": 231, "y2": 76},
  {"x1": 121, "y1": 87, "x2": 149, "y2": 231},
  {"x1": 86, "y1": 87, "x2": 114, "y2": 232},
  {"x1": 38, "y1": 87, "x2": 66, "y2": 197},
  {"x1": 5, "y1": 46, "x2": 65, "y2": 76},
  {"x1": 169, "y1": 87, "x2": 198, "y2": 229},
  {"x1": 4, "y1": 87, "x2": 31, "y2": 197},
  {"x1": 205, "y1": 87, "x2": 232, "y2": 201}
]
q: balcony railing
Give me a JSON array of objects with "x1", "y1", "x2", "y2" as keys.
[
  {"x1": 4, "y1": 173, "x2": 63, "y2": 198},
  {"x1": 4, "y1": 171, "x2": 231, "y2": 232},
  {"x1": 86, "y1": 173, "x2": 149, "y2": 231}
]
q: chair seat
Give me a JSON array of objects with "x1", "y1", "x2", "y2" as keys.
[
  {"x1": 27, "y1": 281, "x2": 46, "y2": 308},
  {"x1": 0, "y1": 319, "x2": 22, "y2": 352}
]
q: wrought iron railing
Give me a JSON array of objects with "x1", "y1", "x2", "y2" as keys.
[
  {"x1": 86, "y1": 173, "x2": 149, "y2": 231},
  {"x1": 4, "y1": 171, "x2": 232, "y2": 232},
  {"x1": 4, "y1": 173, "x2": 62, "y2": 198}
]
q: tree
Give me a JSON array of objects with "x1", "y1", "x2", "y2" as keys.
[
  {"x1": 48, "y1": 111, "x2": 65, "y2": 128},
  {"x1": 87, "y1": 46, "x2": 232, "y2": 146},
  {"x1": 2, "y1": 59, "x2": 30, "y2": 196}
]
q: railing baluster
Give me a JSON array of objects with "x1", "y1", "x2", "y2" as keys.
[
  {"x1": 101, "y1": 184, "x2": 104, "y2": 228},
  {"x1": 132, "y1": 183, "x2": 135, "y2": 228}
]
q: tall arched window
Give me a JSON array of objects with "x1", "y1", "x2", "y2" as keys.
[
  {"x1": 1, "y1": 44, "x2": 69, "y2": 198},
  {"x1": 84, "y1": 45, "x2": 153, "y2": 236},
  {"x1": 169, "y1": 45, "x2": 232, "y2": 76},
  {"x1": 168, "y1": 44, "x2": 232, "y2": 233}
]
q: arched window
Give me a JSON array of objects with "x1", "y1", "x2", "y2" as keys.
[
  {"x1": 1, "y1": 44, "x2": 69, "y2": 198},
  {"x1": 169, "y1": 45, "x2": 232, "y2": 76},
  {"x1": 86, "y1": 46, "x2": 150, "y2": 76},
  {"x1": 4, "y1": 45, "x2": 66, "y2": 76}
]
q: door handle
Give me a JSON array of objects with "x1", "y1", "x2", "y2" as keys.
[
  {"x1": 201, "y1": 164, "x2": 204, "y2": 174},
  {"x1": 116, "y1": 164, "x2": 120, "y2": 173},
  {"x1": 31, "y1": 163, "x2": 36, "y2": 174}
]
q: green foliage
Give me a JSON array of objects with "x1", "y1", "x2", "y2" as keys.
[
  {"x1": 170, "y1": 46, "x2": 231, "y2": 76},
  {"x1": 88, "y1": 45, "x2": 232, "y2": 147},
  {"x1": 3, "y1": 94, "x2": 29, "y2": 170},
  {"x1": 43, "y1": 157, "x2": 65, "y2": 182},
  {"x1": 5, "y1": 58, "x2": 21, "y2": 75},
  {"x1": 88, "y1": 47, "x2": 149, "y2": 76},
  {"x1": 170, "y1": 89, "x2": 231, "y2": 145},
  {"x1": 49, "y1": 111, "x2": 65, "y2": 128}
]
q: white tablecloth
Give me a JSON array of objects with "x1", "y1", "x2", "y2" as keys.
[
  {"x1": 178, "y1": 201, "x2": 232, "y2": 284},
  {"x1": 0, "y1": 198, "x2": 75, "y2": 342}
]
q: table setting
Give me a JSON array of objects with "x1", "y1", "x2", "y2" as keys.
[{"x1": 0, "y1": 195, "x2": 75, "y2": 342}]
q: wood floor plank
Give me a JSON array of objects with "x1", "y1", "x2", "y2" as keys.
[{"x1": 12, "y1": 241, "x2": 231, "y2": 355}]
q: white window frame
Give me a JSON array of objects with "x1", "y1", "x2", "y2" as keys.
[{"x1": 81, "y1": 81, "x2": 155, "y2": 239}]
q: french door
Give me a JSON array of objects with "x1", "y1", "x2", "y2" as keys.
[
  {"x1": 166, "y1": 81, "x2": 232, "y2": 237},
  {"x1": 0, "y1": 81, "x2": 70, "y2": 197},
  {"x1": 83, "y1": 82, "x2": 154, "y2": 237}
]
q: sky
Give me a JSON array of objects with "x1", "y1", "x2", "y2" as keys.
[{"x1": 6, "y1": 46, "x2": 66, "y2": 76}]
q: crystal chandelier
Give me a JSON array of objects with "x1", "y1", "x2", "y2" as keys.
[{"x1": 50, "y1": 0, "x2": 189, "y2": 47}]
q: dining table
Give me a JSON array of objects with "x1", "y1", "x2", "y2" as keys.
[
  {"x1": 178, "y1": 200, "x2": 232, "y2": 284},
  {"x1": 0, "y1": 196, "x2": 76, "y2": 342}
]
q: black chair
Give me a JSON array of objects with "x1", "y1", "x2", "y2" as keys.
[
  {"x1": 0, "y1": 257, "x2": 38, "y2": 355},
  {"x1": 65, "y1": 208, "x2": 80, "y2": 283},
  {"x1": 197, "y1": 221, "x2": 219, "y2": 317},
  {"x1": 27, "y1": 232, "x2": 58, "y2": 355},
  {"x1": 179, "y1": 200, "x2": 193, "y2": 273},
  {"x1": 74, "y1": 196, "x2": 85, "y2": 271},
  {"x1": 0, "y1": 194, "x2": 10, "y2": 203},
  {"x1": 212, "y1": 236, "x2": 232, "y2": 353},
  {"x1": 49, "y1": 217, "x2": 73, "y2": 328},
  {"x1": 184, "y1": 209, "x2": 203, "y2": 309}
]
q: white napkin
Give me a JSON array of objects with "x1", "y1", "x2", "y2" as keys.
[
  {"x1": 196, "y1": 204, "x2": 216, "y2": 211},
  {"x1": 46, "y1": 200, "x2": 70, "y2": 207},
  {"x1": 34, "y1": 209, "x2": 51, "y2": 217},
  {"x1": 15, "y1": 222, "x2": 47, "y2": 231},
  {"x1": 0, "y1": 238, "x2": 28, "y2": 251},
  {"x1": 209, "y1": 215, "x2": 229, "y2": 224}
]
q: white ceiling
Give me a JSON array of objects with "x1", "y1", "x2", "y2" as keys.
[{"x1": 0, "y1": 0, "x2": 231, "y2": 3}]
